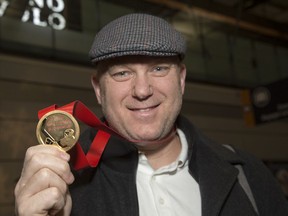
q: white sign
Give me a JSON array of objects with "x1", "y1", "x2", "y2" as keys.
[
  {"x1": 0, "y1": 0, "x2": 66, "y2": 30},
  {"x1": 0, "y1": 1, "x2": 9, "y2": 16}
]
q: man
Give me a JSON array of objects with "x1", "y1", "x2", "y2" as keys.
[{"x1": 14, "y1": 13, "x2": 288, "y2": 216}]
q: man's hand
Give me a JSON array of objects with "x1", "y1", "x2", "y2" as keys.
[{"x1": 14, "y1": 145, "x2": 74, "y2": 216}]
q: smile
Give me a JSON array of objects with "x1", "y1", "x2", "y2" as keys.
[{"x1": 128, "y1": 104, "x2": 159, "y2": 112}]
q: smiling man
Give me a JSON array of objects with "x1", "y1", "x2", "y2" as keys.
[
  {"x1": 92, "y1": 56, "x2": 185, "y2": 143},
  {"x1": 14, "y1": 13, "x2": 288, "y2": 216}
]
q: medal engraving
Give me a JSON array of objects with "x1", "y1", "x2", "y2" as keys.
[{"x1": 36, "y1": 110, "x2": 80, "y2": 151}]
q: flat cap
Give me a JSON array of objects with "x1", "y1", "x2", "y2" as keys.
[{"x1": 89, "y1": 13, "x2": 186, "y2": 63}]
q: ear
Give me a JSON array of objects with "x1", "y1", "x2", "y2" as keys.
[
  {"x1": 179, "y1": 64, "x2": 186, "y2": 95},
  {"x1": 91, "y1": 75, "x2": 102, "y2": 105}
]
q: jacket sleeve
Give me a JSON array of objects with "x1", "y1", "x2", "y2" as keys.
[{"x1": 236, "y1": 148, "x2": 288, "y2": 216}]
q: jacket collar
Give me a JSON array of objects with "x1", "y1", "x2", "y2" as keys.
[
  {"x1": 177, "y1": 115, "x2": 245, "y2": 216},
  {"x1": 78, "y1": 125, "x2": 138, "y2": 173},
  {"x1": 83, "y1": 115, "x2": 245, "y2": 190}
]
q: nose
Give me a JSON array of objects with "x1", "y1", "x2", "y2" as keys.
[{"x1": 132, "y1": 73, "x2": 153, "y2": 100}]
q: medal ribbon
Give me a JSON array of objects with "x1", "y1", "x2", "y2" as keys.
[
  {"x1": 38, "y1": 101, "x2": 123, "y2": 170},
  {"x1": 38, "y1": 101, "x2": 177, "y2": 170}
]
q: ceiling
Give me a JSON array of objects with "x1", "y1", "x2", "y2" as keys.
[{"x1": 105, "y1": 0, "x2": 288, "y2": 47}]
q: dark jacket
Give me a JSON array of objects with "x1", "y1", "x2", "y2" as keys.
[{"x1": 70, "y1": 115, "x2": 288, "y2": 216}]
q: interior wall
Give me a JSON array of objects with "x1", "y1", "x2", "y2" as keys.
[{"x1": 1, "y1": 53, "x2": 288, "y2": 215}]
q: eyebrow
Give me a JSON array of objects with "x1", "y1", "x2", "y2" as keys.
[{"x1": 97, "y1": 56, "x2": 181, "y2": 72}]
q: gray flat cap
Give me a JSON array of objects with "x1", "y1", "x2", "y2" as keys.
[{"x1": 89, "y1": 13, "x2": 186, "y2": 63}]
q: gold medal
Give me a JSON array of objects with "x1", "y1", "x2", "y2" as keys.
[{"x1": 36, "y1": 110, "x2": 80, "y2": 151}]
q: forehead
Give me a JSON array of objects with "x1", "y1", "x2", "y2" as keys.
[{"x1": 96, "y1": 55, "x2": 180, "y2": 72}]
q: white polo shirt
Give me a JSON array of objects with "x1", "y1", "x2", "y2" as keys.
[{"x1": 136, "y1": 129, "x2": 202, "y2": 216}]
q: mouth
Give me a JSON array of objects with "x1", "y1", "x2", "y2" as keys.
[{"x1": 128, "y1": 104, "x2": 159, "y2": 111}]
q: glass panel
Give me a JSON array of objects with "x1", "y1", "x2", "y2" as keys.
[
  {"x1": 204, "y1": 31, "x2": 231, "y2": 84},
  {"x1": 255, "y1": 41, "x2": 279, "y2": 84},
  {"x1": 233, "y1": 37, "x2": 258, "y2": 86},
  {"x1": 277, "y1": 47, "x2": 288, "y2": 79}
]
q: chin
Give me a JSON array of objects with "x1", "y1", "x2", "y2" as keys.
[{"x1": 131, "y1": 129, "x2": 164, "y2": 142}]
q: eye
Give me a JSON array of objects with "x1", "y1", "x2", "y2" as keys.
[
  {"x1": 151, "y1": 64, "x2": 172, "y2": 76},
  {"x1": 110, "y1": 71, "x2": 133, "y2": 81}
]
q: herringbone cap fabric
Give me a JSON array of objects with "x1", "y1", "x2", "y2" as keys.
[{"x1": 89, "y1": 13, "x2": 186, "y2": 63}]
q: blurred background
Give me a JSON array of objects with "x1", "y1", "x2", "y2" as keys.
[{"x1": 1, "y1": 0, "x2": 288, "y2": 214}]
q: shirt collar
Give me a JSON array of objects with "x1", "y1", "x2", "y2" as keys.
[
  {"x1": 138, "y1": 128, "x2": 189, "y2": 173},
  {"x1": 176, "y1": 128, "x2": 188, "y2": 168}
]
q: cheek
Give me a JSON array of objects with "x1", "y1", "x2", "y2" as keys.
[
  {"x1": 161, "y1": 76, "x2": 184, "y2": 113},
  {"x1": 158, "y1": 75, "x2": 183, "y2": 97},
  {"x1": 101, "y1": 81, "x2": 130, "y2": 110}
]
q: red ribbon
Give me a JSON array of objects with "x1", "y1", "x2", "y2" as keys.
[
  {"x1": 38, "y1": 101, "x2": 177, "y2": 170},
  {"x1": 38, "y1": 101, "x2": 122, "y2": 170}
]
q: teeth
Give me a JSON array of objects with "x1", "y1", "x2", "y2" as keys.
[
  {"x1": 138, "y1": 108, "x2": 150, "y2": 112},
  {"x1": 129, "y1": 105, "x2": 158, "y2": 111}
]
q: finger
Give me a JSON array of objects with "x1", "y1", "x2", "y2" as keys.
[
  {"x1": 17, "y1": 187, "x2": 67, "y2": 216},
  {"x1": 20, "y1": 150, "x2": 74, "y2": 187},
  {"x1": 18, "y1": 167, "x2": 69, "y2": 200},
  {"x1": 23, "y1": 145, "x2": 70, "y2": 165},
  {"x1": 54, "y1": 192, "x2": 72, "y2": 216},
  {"x1": 20, "y1": 145, "x2": 70, "y2": 182}
]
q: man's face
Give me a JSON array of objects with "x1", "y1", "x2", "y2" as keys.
[{"x1": 92, "y1": 56, "x2": 186, "y2": 148}]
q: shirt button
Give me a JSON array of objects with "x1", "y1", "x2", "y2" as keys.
[{"x1": 159, "y1": 198, "x2": 165, "y2": 205}]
